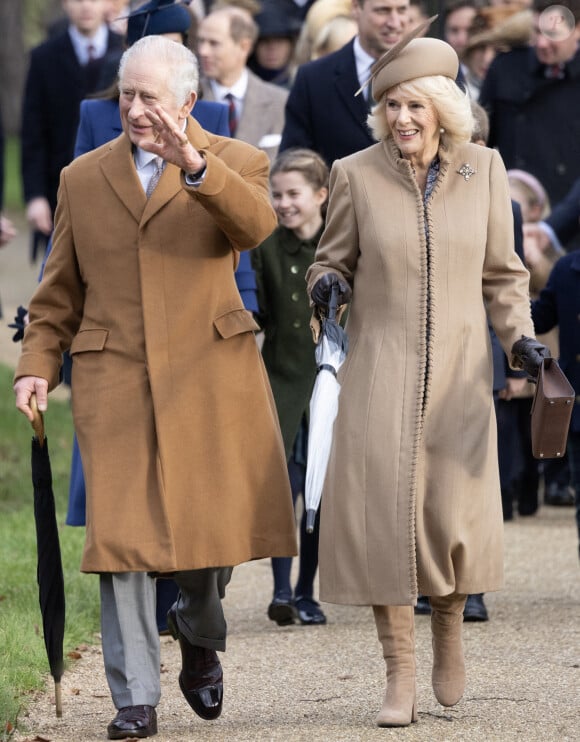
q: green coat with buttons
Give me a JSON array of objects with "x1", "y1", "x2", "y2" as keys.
[{"x1": 252, "y1": 225, "x2": 323, "y2": 459}]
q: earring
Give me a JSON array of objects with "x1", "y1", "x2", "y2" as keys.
[{"x1": 440, "y1": 127, "x2": 445, "y2": 134}]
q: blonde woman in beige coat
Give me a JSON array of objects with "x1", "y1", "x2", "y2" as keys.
[
  {"x1": 307, "y1": 31, "x2": 550, "y2": 728},
  {"x1": 14, "y1": 37, "x2": 296, "y2": 740}
]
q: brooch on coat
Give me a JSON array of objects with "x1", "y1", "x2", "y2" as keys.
[{"x1": 457, "y1": 163, "x2": 476, "y2": 181}]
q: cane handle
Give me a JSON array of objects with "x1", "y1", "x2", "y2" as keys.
[{"x1": 30, "y1": 393, "x2": 45, "y2": 444}]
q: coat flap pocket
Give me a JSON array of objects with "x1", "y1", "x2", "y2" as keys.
[
  {"x1": 213, "y1": 309, "x2": 259, "y2": 339},
  {"x1": 70, "y1": 328, "x2": 109, "y2": 354}
]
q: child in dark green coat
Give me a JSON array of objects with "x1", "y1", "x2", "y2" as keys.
[{"x1": 252, "y1": 148, "x2": 329, "y2": 626}]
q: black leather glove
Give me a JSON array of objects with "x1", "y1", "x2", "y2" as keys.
[
  {"x1": 511, "y1": 335, "x2": 551, "y2": 379},
  {"x1": 8, "y1": 305, "x2": 28, "y2": 342},
  {"x1": 311, "y1": 272, "x2": 351, "y2": 310}
]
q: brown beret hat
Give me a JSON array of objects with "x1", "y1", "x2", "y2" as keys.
[{"x1": 371, "y1": 37, "x2": 459, "y2": 101}]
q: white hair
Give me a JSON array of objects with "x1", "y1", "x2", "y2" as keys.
[{"x1": 118, "y1": 35, "x2": 199, "y2": 106}]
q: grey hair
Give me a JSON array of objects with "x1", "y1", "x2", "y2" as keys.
[
  {"x1": 367, "y1": 75, "x2": 473, "y2": 150},
  {"x1": 118, "y1": 35, "x2": 199, "y2": 106}
]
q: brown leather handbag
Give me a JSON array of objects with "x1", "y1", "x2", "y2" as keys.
[{"x1": 530, "y1": 358, "x2": 575, "y2": 459}]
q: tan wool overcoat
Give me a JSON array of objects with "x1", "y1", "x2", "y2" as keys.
[
  {"x1": 16, "y1": 117, "x2": 298, "y2": 574},
  {"x1": 306, "y1": 139, "x2": 535, "y2": 606}
]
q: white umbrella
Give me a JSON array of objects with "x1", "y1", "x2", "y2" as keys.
[{"x1": 305, "y1": 283, "x2": 349, "y2": 533}]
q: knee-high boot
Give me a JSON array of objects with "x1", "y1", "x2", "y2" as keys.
[
  {"x1": 430, "y1": 593, "x2": 467, "y2": 707},
  {"x1": 372, "y1": 605, "x2": 418, "y2": 727}
]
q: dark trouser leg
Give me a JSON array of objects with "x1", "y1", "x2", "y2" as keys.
[
  {"x1": 566, "y1": 431, "x2": 580, "y2": 554},
  {"x1": 270, "y1": 458, "x2": 299, "y2": 598},
  {"x1": 543, "y1": 453, "x2": 573, "y2": 505},
  {"x1": 172, "y1": 567, "x2": 233, "y2": 652},
  {"x1": 514, "y1": 398, "x2": 539, "y2": 515},
  {"x1": 156, "y1": 578, "x2": 180, "y2": 632},
  {"x1": 292, "y1": 455, "x2": 320, "y2": 600}
]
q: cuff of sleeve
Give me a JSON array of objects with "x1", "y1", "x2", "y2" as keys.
[{"x1": 184, "y1": 160, "x2": 207, "y2": 187}]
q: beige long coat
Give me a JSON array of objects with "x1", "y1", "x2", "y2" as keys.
[
  {"x1": 306, "y1": 139, "x2": 535, "y2": 606},
  {"x1": 17, "y1": 117, "x2": 297, "y2": 574}
]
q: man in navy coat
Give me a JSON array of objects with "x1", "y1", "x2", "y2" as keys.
[
  {"x1": 280, "y1": 0, "x2": 412, "y2": 165},
  {"x1": 20, "y1": 0, "x2": 124, "y2": 259},
  {"x1": 479, "y1": 0, "x2": 580, "y2": 206}
]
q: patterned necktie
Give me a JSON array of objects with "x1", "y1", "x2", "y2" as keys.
[
  {"x1": 546, "y1": 63, "x2": 564, "y2": 79},
  {"x1": 145, "y1": 157, "x2": 164, "y2": 198},
  {"x1": 224, "y1": 93, "x2": 238, "y2": 137}
]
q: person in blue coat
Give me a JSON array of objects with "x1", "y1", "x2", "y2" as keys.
[{"x1": 531, "y1": 252, "x2": 580, "y2": 559}]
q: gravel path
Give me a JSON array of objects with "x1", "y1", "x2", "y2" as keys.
[{"x1": 3, "y1": 212, "x2": 580, "y2": 742}]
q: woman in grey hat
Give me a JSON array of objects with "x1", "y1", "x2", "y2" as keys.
[{"x1": 306, "y1": 24, "x2": 549, "y2": 727}]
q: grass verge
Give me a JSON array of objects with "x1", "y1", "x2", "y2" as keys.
[{"x1": 0, "y1": 363, "x2": 100, "y2": 734}]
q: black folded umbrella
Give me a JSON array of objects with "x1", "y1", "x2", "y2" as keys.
[
  {"x1": 30, "y1": 396, "x2": 65, "y2": 717},
  {"x1": 30, "y1": 230, "x2": 49, "y2": 264}
]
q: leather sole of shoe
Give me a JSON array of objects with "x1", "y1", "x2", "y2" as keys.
[{"x1": 108, "y1": 728, "x2": 156, "y2": 740}]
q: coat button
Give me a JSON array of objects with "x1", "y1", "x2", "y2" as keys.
[
  {"x1": 290, "y1": 265, "x2": 299, "y2": 274},
  {"x1": 556, "y1": 163, "x2": 566, "y2": 175},
  {"x1": 291, "y1": 291, "x2": 300, "y2": 302},
  {"x1": 293, "y1": 319, "x2": 301, "y2": 328}
]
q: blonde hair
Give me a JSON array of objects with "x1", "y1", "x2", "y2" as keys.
[
  {"x1": 311, "y1": 15, "x2": 358, "y2": 60},
  {"x1": 367, "y1": 75, "x2": 473, "y2": 149},
  {"x1": 293, "y1": 0, "x2": 353, "y2": 65}
]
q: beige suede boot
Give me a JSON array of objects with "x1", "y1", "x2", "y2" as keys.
[
  {"x1": 430, "y1": 593, "x2": 467, "y2": 706},
  {"x1": 372, "y1": 605, "x2": 418, "y2": 727}
]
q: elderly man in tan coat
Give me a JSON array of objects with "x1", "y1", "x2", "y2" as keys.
[{"x1": 14, "y1": 36, "x2": 297, "y2": 741}]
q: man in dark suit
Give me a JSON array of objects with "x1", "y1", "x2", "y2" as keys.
[
  {"x1": 479, "y1": 0, "x2": 580, "y2": 206},
  {"x1": 280, "y1": 0, "x2": 411, "y2": 165},
  {"x1": 20, "y1": 0, "x2": 124, "y2": 259}
]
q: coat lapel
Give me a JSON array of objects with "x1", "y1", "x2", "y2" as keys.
[
  {"x1": 236, "y1": 72, "x2": 270, "y2": 144},
  {"x1": 332, "y1": 43, "x2": 368, "y2": 130},
  {"x1": 99, "y1": 134, "x2": 145, "y2": 223}
]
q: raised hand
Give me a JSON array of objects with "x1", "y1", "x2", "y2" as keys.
[{"x1": 141, "y1": 105, "x2": 205, "y2": 175}]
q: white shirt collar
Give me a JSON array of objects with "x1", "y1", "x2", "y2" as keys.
[
  {"x1": 353, "y1": 36, "x2": 376, "y2": 89},
  {"x1": 68, "y1": 23, "x2": 109, "y2": 65},
  {"x1": 134, "y1": 147, "x2": 160, "y2": 172},
  {"x1": 211, "y1": 68, "x2": 249, "y2": 103}
]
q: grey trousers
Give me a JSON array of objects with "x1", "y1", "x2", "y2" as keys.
[{"x1": 100, "y1": 567, "x2": 233, "y2": 709}]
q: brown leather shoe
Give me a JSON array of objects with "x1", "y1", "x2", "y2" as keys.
[
  {"x1": 107, "y1": 705, "x2": 157, "y2": 739},
  {"x1": 167, "y1": 606, "x2": 223, "y2": 720}
]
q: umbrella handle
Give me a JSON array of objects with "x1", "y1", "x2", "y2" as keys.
[
  {"x1": 30, "y1": 393, "x2": 45, "y2": 444},
  {"x1": 328, "y1": 281, "x2": 339, "y2": 322}
]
